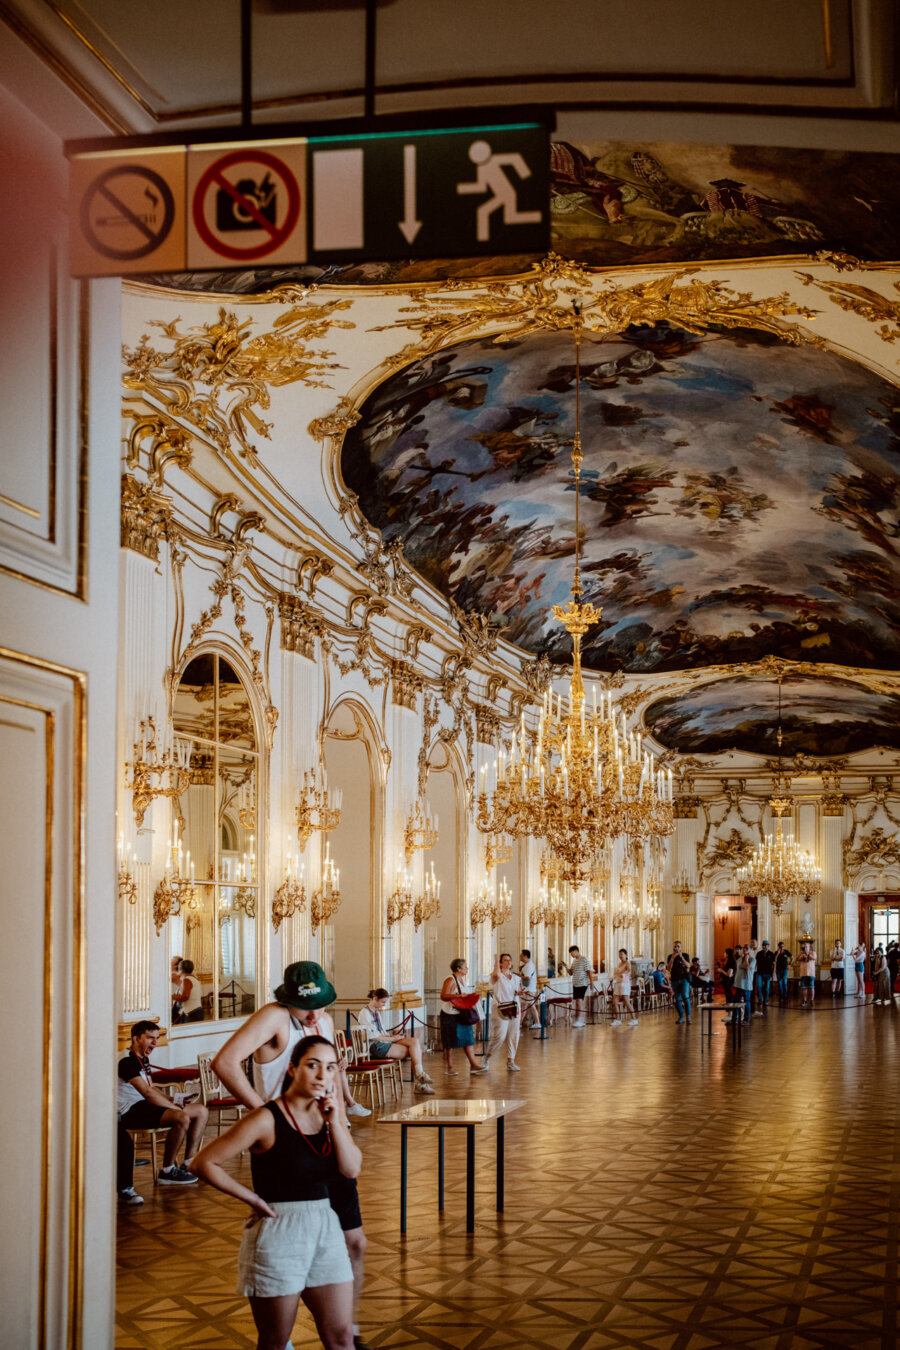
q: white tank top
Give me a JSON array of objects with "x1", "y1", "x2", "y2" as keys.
[
  {"x1": 180, "y1": 975, "x2": 202, "y2": 1016},
  {"x1": 250, "y1": 1012, "x2": 335, "y2": 1102}
]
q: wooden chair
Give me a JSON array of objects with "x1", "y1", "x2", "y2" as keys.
[
  {"x1": 343, "y1": 1027, "x2": 384, "y2": 1109},
  {"x1": 197, "y1": 1053, "x2": 246, "y2": 1134},
  {"x1": 349, "y1": 1025, "x2": 403, "y2": 1101},
  {"x1": 351, "y1": 1023, "x2": 404, "y2": 1096},
  {"x1": 124, "y1": 1124, "x2": 171, "y2": 1182}
]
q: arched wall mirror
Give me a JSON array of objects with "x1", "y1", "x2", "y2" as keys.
[{"x1": 170, "y1": 652, "x2": 259, "y2": 1023}]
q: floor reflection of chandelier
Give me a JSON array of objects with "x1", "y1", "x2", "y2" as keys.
[
  {"x1": 477, "y1": 312, "x2": 674, "y2": 885},
  {"x1": 736, "y1": 670, "x2": 821, "y2": 917}
]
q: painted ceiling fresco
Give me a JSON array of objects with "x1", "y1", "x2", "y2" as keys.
[
  {"x1": 145, "y1": 140, "x2": 900, "y2": 293},
  {"x1": 341, "y1": 323, "x2": 900, "y2": 674},
  {"x1": 644, "y1": 675, "x2": 900, "y2": 757}
]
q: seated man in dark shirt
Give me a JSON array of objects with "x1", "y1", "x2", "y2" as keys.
[{"x1": 117, "y1": 1019, "x2": 209, "y2": 1203}]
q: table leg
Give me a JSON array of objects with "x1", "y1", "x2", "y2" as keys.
[
  {"x1": 400, "y1": 1124, "x2": 408, "y2": 1235},
  {"x1": 496, "y1": 1115, "x2": 504, "y2": 1212},
  {"x1": 438, "y1": 1126, "x2": 444, "y2": 1212},
  {"x1": 466, "y1": 1124, "x2": 475, "y2": 1233}
]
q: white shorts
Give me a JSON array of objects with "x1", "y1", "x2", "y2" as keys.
[
  {"x1": 236, "y1": 1198, "x2": 352, "y2": 1297},
  {"x1": 615, "y1": 981, "x2": 631, "y2": 996}
]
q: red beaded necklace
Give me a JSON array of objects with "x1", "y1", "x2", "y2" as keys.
[{"x1": 280, "y1": 1094, "x2": 333, "y2": 1156}]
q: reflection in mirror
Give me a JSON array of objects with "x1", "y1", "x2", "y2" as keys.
[
  {"x1": 218, "y1": 886, "x2": 257, "y2": 1016},
  {"x1": 170, "y1": 654, "x2": 259, "y2": 1025},
  {"x1": 173, "y1": 653, "x2": 217, "y2": 742},
  {"x1": 218, "y1": 658, "x2": 255, "y2": 750},
  {"x1": 170, "y1": 885, "x2": 215, "y2": 1023},
  {"x1": 219, "y1": 749, "x2": 257, "y2": 883},
  {"x1": 178, "y1": 748, "x2": 216, "y2": 885}
]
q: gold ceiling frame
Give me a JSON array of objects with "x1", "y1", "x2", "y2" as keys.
[
  {"x1": 310, "y1": 254, "x2": 826, "y2": 693},
  {"x1": 316, "y1": 252, "x2": 826, "y2": 535}
]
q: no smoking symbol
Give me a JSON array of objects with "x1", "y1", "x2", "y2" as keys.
[
  {"x1": 192, "y1": 148, "x2": 301, "y2": 261},
  {"x1": 80, "y1": 166, "x2": 175, "y2": 261}
]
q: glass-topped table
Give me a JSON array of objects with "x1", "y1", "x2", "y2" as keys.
[{"x1": 379, "y1": 1097, "x2": 525, "y2": 1233}]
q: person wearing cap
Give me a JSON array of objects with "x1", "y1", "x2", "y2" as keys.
[
  {"x1": 212, "y1": 962, "x2": 372, "y2": 1350},
  {"x1": 754, "y1": 941, "x2": 776, "y2": 1015}
]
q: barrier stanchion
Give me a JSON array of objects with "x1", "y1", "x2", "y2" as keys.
[{"x1": 478, "y1": 991, "x2": 491, "y2": 1057}]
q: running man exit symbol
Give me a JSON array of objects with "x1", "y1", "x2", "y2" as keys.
[{"x1": 456, "y1": 139, "x2": 542, "y2": 242}]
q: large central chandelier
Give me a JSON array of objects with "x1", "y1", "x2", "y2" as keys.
[
  {"x1": 477, "y1": 311, "x2": 674, "y2": 885},
  {"x1": 736, "y1": 673, "x2": 821, "y2": 915}
]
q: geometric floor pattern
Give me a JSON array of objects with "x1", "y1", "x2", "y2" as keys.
[{"x1": 116, "y1": 999, "x2": 900, "y2": 1349}]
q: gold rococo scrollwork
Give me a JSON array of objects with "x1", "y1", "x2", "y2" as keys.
[
  {"x1": 843, "y1": 827, "x2": 900, "y2": 883},
  {"x1": 797, "y1": 271, "x2": 900, "y2": 348},
  {"x1": 123, "y1": 296, "x2": 355, "y2": 464},
  {"x1": 369, "y1": 254, "x2": 822, "y2": 367},
  {"x1": 697, "y1": 828, "x2": 755, "y2": 882}
]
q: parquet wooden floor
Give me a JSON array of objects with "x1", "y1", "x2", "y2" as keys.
[{"x1": 116, "y1": 1001, "x2": 900, "y2": 1350}]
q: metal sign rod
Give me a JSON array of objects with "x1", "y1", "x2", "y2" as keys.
[
  {"x1": 241, "y1": 0, "x2": 253, "y2": 130},
  {"x1": 364, "y1": 0, "x2": 376, "y2": 120}
]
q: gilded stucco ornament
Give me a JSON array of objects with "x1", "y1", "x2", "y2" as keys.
[
  {"x1": 123, "y1": 296, "x2": 355, "y2": 462},
  {"x1": 370, "y1": 253, "x2": 821, "y2": 363},
  {"x1": 390, "y1": 660, "x2": 424, "y2": 711},
  {"x1": 797, "y1": 270, "x2": 900, "y2": 347},
  {"x1": 279, "y1": 595, "x2": 326, "y2": 660},
  {"x1": 120, "y1": 474, "x2": 171, "y2": 562},
  {"x1": 843, "y1": 827, "x2": 900, "y2": 884},
  {"x1": 697, "y1": 827, "x2": 755, "y2": 883}
]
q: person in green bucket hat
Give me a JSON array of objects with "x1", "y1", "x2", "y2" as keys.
[{"x1": 212, "y1": 962, "x2": 374, "y2": 1350}]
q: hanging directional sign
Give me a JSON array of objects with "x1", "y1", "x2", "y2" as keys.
[
  {"x1": 69, "y1": 148, "x2": 186, "y2": 276},
  {"x1": 187, "y1": 140, "x2": 307, "y2": 269},
  {"x1": 307, "y1": 122, "x2": 549, "y2": 262},
  {"x1": 67, "y1": 112, "x2": 551, "y2": 276}
]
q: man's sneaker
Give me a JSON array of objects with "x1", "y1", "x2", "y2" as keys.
[
  {"x1": 507, "y1": 1060, "x2": 521, "y2": 1071},
  {"x1": 482, "y1": 1058, "x2": 491, "y2": 1071},
  {"x1": 610, "y1": 1019, "x2": 622, "y2": 1027},
  {"x1": 628, "y1": 1019, "x2": 639, "y2": 1027},
  {"x1": 752, "y1": 1011, "x2": 764, "y2": 1017},
  {"x1": 470, "y1": 1065, "x2": 488, "y2": 1074},
  {"x1": 158, "y1": 1165, "x2": 198, "y2": 1185},
  {"x1": 118, "y1": 1187, "x2": 143, "y2": 1205},
  {"x1": 346, "y1": 1101, "x2": 371, "y2": 1118},
  {"x1": 413, "y1": 1079, "x2": 435, "y2": 1093},
  {"x1": 417, "y1": 1069, "x2": 433, "y2": 1083}
]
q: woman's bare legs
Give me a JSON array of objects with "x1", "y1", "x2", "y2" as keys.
[
  {"x1": 386, "y1": 1037, "x2": 425, "y2": 1074},
  {"x1": 301, "y1": 1280, "x2": 355, "y2": 1350},
  {"x1": 249, "y1": 1293, "x2": 301, "y2": 1350}
]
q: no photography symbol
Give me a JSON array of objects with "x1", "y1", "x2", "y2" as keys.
[{"x1": 80, "y1": 165, "x2": 176, "y2": 261}]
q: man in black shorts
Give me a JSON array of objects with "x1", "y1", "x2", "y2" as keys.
[{"x1": 117, "y1": 1020, "x2": 209, "y2": 1203}]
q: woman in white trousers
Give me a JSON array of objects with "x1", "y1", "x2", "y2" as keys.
[{"x1": 484, "y1": 953, "x2": 522, "y2": 1072}]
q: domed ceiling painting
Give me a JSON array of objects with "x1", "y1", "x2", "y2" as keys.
[
  {"x1": 342, "y1": 323, "x2": 900, "y2": 675},
  {"x1": 644, "y1": 674, "x2": 900, "y2": 758}
]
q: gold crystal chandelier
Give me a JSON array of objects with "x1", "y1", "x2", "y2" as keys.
[
  {"x1": 477, "y1": 310, "x2": 674, "y2": 884},
  {"x1": 736, "y1": 673, "x2": 821, "y2": 916}
]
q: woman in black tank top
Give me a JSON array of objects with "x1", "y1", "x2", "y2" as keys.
[{"x1": 193, "y1": 1035, "x2": 361, "y2": 1349}]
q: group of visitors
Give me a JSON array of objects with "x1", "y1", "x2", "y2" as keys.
[{"x1": 117, "y1": 930, "x2": 900, "y2": 1350}]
